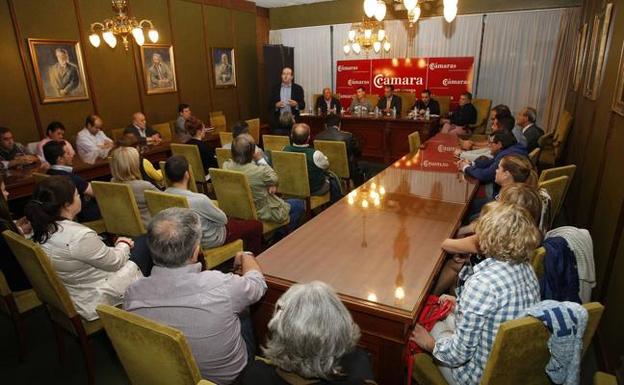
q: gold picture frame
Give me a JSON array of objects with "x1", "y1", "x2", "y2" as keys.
[
  {"x1": 140, "y1": 44, "x2": 177, "y2": 95},
  {"x1": 212, "y1": 47, "x2": 237, "y2": 88},
  {"x1": 583, "y1": 3, "x2": 613, "y2": 100},
  {"x1": 571, "y1": 23, "x2": 588, "y2": 92},
  {"x1": 612, "y1": 43, "x2": 624, "y2": 116},
  {"x1": 28, "y1": 39, "x2": 90, "y2": 104}
]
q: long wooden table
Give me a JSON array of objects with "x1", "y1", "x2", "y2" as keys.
[
  {"x1": 252, "y1": 133, "x2": 477, "y2": 385},
  {"x1": 298, "y1": 114, "x2": 439, "y2": 163}
]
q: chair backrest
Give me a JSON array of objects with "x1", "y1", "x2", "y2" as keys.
[
  {"x1": 553, "y1": 110, "x2": 573, "y2": 161},
  {"x1": 469, "y1": 98, "x2": 492, "y2": 133},
  {"x1": 262, "y1": 135, "x2": 290, "y2": 153},
  {"x1": 314, "y1": 140, "x2": 349, "y2": 179},
  {"x1": 144, "y1": 190, "x2": 189, "y2": 217},
  {"x1": 538, "y1": 175, "x2": 569, "y2": 227},
  {"x1": 32, "y1": 172, "x2": 50, "y2": 184},
  {"x1": 530, "y1": 247, "x2": 546, "y2": 279},
  {"x1": 111, "y1": 128, "x2": 126, "y2": 142},
  {"x1": 159, "y1": 161, "x2": 198, "y2": 193},
  {"x1": 396, "y1": 92, "x2": 416, "y2": 117},
  {"x1": 3, "y1": 230, "x2": 78, "y2": 318},
  {"x1": 209, "y1": 168, "x2": 258, "y2": 220},
  {"x1": 271, "y1": 151, "x2": 310, "y2": 198},
  {"x1": 538, "y1": 164, "x2": 576, "y2": 184},
  {"x1": 211, "y1": 115, "x2": 227, "y2": 134},
  {"x1": 437, "y1": 96, "x2": 451, "y2": 117},
  {"x1": 408, "y1": 131, "x2": 421, "y2": 154},
  {"x1": 96, "y1": 304, "x2": 203, "y2": 385},
  {"x1": 245, "y1": 118, "x2": 261, "y2": 144},
  {"x1": 369, "y1": 94, "x2": 379, "y2": 110},
  {"x1": 0, "y1": 270, "x2": 10, "y2": 297},
  {"x1": 480, "y1": 302, "x2": 604, "y2": 385},
  {"x1": 152, "y1": 122, "x2": 173, "y2": 142},
  {"x1": 91, "y1": 181, "x2": 146, "y2": 237},
  {"x1": 171, "y1": 143, "x2": 208, "y2": 182},
  {"x1": 529, "y1": 148, "x2": 541, "y2": 167},
  {"x1": 219, "y1": 132, "x2": 233, "y2": 147},
  {"x1": 209, "y1": 110, "x2": 224, "y2": 119},
  {"x1": 215, "y1": 148, "x2": 231, "y2": 169}
]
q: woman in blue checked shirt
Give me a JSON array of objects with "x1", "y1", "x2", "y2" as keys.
[{"x1": 410, "y1": 202, "x2": 541, "y2": 385}]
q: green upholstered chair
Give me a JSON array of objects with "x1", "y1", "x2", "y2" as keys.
[
  {"x1": 538, "y1": 110, "x2": 573, "y2": 168},
  {"x1": 538, "y1": 175, "x2": 569, "y2": 229},
  {"x1": 209, "y1": 168, "x2": 288, "y2": 235},
  {"x1": 437, "y1": 96, "x2": 451, "y2": 118},
  {"x1": 111, "y1": 128, "x2": 126, "y2": 142},
  {"x1": 314, "y1": 140, "x2": 350, "y2": 179},
  {"x1": 211, "y1": 114, "x2": 227, "y2": 134},
  {"x1": 271, "y1": 151, "x2": 330, "y2": 218},
  {"x1": 171, "y1": 143, "x2": 209, "y2": 193},
  {"x1": 143, "y1": 190, "x2": 243, "y2": 269},
  {"x1": 396, "y1": 91, "x2": 416, "y2": 118},
  {"x1": 245, "y1": 118, "x2": 261, "y2": 144},
  {"x1": 215, "y1": 148, "x2": 231, "y2": 169},
  {"x1": 160, "y1": 161, "x2": 198, "y2": 193},
  {"x1": 0, "y1": 269, "x2": 41, "y2": 361},
  {"x1": 262, "y1": 135, "x2": 290, "y2": 153},
  {"x1": 538, "y1": 164, "x2": 575, "y2": 210},
  {"x1": 529, "y1": 148, "x2": 541, "y2": 167},
  {"x1": 469, "y1": 98, "x2": 492, "y2": 134},
  {"x1": 408, "y1": 131, "x2": 421, "y2": 154},
  {"x1": 91, "y1": 181, "x2": 146, "y2": 237},
  {"x1": 531, "y1": 247, "x2": 546, "y2": 279},
  {"x1": 219, "y1": 132, "x2": 233, "y2": 147},
  {"x1": 152, "y1": 122, "x2": 173, "y2": 142},
  {"x1": 96, "y1": 305, "x2": 217, "y2": 385},
  {"x1": 412, "y1": 302, "x2": 604, "y2": 385},
  {"x1": 209, "y1": 110, "x2": 224, "y2": 119},
  {"x1": 32, "y1": 172, "x2": 49, "y2": 184},
  {"x1": 593, "y1": 372, "x2": 618, "y2": 385},
  {"x1": 3, "y1": 230, "x2": 103, "y2": 385}
]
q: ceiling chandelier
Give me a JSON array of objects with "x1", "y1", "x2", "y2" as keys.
[
  {"x1": 400, "y1": 0, "x2": 458, "y2": 24},
  {"x1": 88, "y1": 0, "x2": 159, "y2": 51},
  {"x1": 343, "y1": 18, "x2": 391, "y2": 56}
]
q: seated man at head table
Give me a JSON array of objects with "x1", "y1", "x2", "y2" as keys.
[
  {"x1": 410, "y1": 89, "x2": 441, "y2": 116},
  {"x1": 124, "y1": 112, "x2": 162, "y2": 146},
  {"x1": 349, "y1": 86, "x2": 373, "y2": 114},
  {"x1": 516, "y1": 107, "x2": 544, "y2": 154},
  {"x1": 440, "y1": 92, "x2": 477, "y2": 135},
  {"x1": 164, "y1": 155, "x2": 263, "y2": 255},
  {"x1": 43, "y1": 140, "x2": 101, "y2": 222},
  {"x1": 0, "y1": 126, "x2": 39, "y2": 169},
  {"x1": 75, "y1": 114, "x2": 114, "y2": 164},
  {"x1": 124, "y1": 207, "x2": 267, "y2": 385},
  {"x1": 174, "y1": 103, "x2": 193, "y2": 143},
  {"x1": 376, "y1": 84, "x2": 402, "y2": 117},
  {"x1": 456, "y1": 114, "x2": 517, "y2": 162},
  {"x1": 36, "y1": 121, "x2": 76, "y2": 167},
  {"x1": 315, "y1": 87, "x2": 342, "y2": 115}
]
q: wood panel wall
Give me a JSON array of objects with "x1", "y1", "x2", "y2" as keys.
[{"x1": 1, "y1": 0, "x2": 263, "y2": 144}]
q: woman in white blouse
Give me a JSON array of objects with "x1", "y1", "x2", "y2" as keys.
[{"x1": 25, "y1": 176, "x2": 145, "y2": 321}]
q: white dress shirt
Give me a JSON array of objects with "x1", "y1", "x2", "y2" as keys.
[{"x1": 76, "y1": 127, "x2": 113, "y2": 164}]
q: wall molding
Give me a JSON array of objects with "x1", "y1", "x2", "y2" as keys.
[
  {"x1": 71, "y1": 0, "x2": 100, "y2": 115},
  {"x1": 180, "y1": 0, "x2": 256, "y2": 13},
  {"x1": 167, "y1": 0, "x2": 183, "y2": 106}
]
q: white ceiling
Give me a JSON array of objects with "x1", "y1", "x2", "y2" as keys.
[{"x1": 253, "y1": 0, "x2": 335, "y2": 8}]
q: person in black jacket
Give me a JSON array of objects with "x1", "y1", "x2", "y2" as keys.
[
  {"x1": 185, "y1": 117, "x2": 217, "y2": 173},
  {"x1": 376, "y1": 85, "x2": 402, "y2": 117},
  {"x1": 315, "y1": 87, "x2": 342, "y2": 116},
  {"x1": 516, "y1": 107, "x2": 544, "y2": 153},
  {"x1": 315, "y1": 114, "x2": 364, "y2": 187},
  {"x1": 410, "y1": 89, "x2": 440, "y2": 116},
  {"x1": 269, "y1": 67, "x2": 305, "y2": 119},
  {"x1": 441, "y1": 92, "x2": 477, "y2": 135},
  {"x1": 124, "y1": 112, "x2": 162, "y2": 145}
]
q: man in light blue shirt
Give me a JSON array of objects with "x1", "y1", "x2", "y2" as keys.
[{"x1": 270, "y1": 67, "x2": 305, "y2": 119}]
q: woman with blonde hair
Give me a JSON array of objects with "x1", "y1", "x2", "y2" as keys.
[
  {"x1": 110, "y1": 146, "x2": 159, "y2": 225},
  {"x1": 411, "y1": 203, "x2": 541, "y2": 385}
]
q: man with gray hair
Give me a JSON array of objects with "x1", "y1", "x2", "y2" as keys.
[
  {"x1": 516, "y1": 107, "x2": 544, "y2": 153},
  {"x1": 124, "y1": 207, "x2": 266, "y2": 385}
]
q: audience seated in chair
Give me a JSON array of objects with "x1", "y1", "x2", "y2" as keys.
[
  {"x1": 516, "y1": 107, "x2": 544, "y2": 154},
  {"x1": 411, "y1": 202, "x2": 541, "y2": 385},
  {"x1": 175, "y1": 103, "x2": 193, "y2": 143},
  {"x1": 164, "y1": 155, "x2": 263, "y2": 255},
  {"x1": 124, "y1": 112, "x2": 162, "y2": 145},
  {"x1": 272, "y1": 111, "x2": 295, "y2": 136},
  {"x1": 0, "y1": 126, "x2": 39, "y2": 169},
  {"x1": 184, "y1": 117, "x2": 217, "y2": 173},
  {"x1": 76, "y1": 115, "x2": 114, "y2": 164},
  {"x1": 124, "y1": 207, "x2": 266, "y2": 385},
  {"x1": 44, "y1": 140, "x2": 101, "y2": 222},
  {"x1": 24, "y1": 176, "x2": 148, "y2": 321},
  {"x1": 223, "y1": 134, "x2": 304, "y2": 233},
  {"x1": 110, "y1": 146, "x2": 159, "y2": 226},
  {"x1": 440, "y1": 92, "x2": 477, "y2": 136},
  {"x1": 36, "y1": 121, "x2": 76, "y2": 167},
  {"x1": 241, "y1": 281, "x2": 375, "y2": 385},
  {"x1": 117, "y1": 135, "x2": 164, "y2": 186},
  {"x1": 223, "y1": 121, "x2": 267, "y2": 160},
  {"x1": 0, "y1": 177, "x2": 31, "y2": 291}
]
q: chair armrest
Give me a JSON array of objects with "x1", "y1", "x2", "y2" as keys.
[
  {"x1": 412, "y1": 353, "x2": 450, "y2": 385},
  {"x1": 538, "y1": 132, "x2": 554, "y2": 149}
]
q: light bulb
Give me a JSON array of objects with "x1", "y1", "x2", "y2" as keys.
[
  {"x1": 374, "y1": 0, "x2": 386, "y2": 21},
  {"x1": 343, "y1": 44, "x2": 351, "y2": 54},
  {"x1": 148, "y1": 28, "x2": 159, "y2": 43},
  {"x1": 373, "y1": 41, "x2": 381, "y2": 53},
  {"x1": 363, "y1": 0, "x2": 377, "y2": 18},
  {"x1": 102, "y1": 31, "x2": 117, "y2": 48},
  {"x1": 348, "y1": 29, "x2": 356, "y2": 42},
  {"x1": 409, "y1": 5, "x2": 421, "y2": 23},
  {"x1": 377, "y1": 29, "x2": 385, "y2": 41},
  {"x1": 383, "y1": 41, "x2": 391, "y2": 52},
  {"x1": 444, "y1": 4, "x2": 457, "y2": 23},
  {"x1": 403, "y1": 0, "x2": 417, "y2": 11},
  {"x1": 88, "y1": 33, "x2": 101, "y2": 48},
  {"x1": 132, "y1": 27, "x2": 145, "y2": 45},
  {"x1": 352, "y1": 43, "x2": 361, "y2": 54},
  {"x1": 443, "y1": 0, "x2": 458, "y2": 6},
  {"x1": 364, "y1": 29, "x2": 372, "y2": 40}
]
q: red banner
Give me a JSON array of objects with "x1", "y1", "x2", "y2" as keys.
[{"x1": 336, "y1": 57, "x2": 474, "y2": 111}]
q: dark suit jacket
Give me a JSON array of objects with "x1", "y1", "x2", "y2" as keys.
[
  {"x1": 315, "y1": 126, "x2": 361, "y2": 159},
  {"x1": 269, "y1": 82, "x2": 305, "y2": 117},
  {"x1": 412, "y1": 99, "x2": 440, "y2": 115},
  {"x1": 315, "y1": 96, "x2": 342, "y2": 115},
  {"x1": 377, "y1": 94, "x2": 402, "y2": 117},
  {"x1": 522, "y1": 124, "x2": 545, "y2": 153},
  {"x1": 124, "y1": 124, "x2": 160, "y2": 143},
  {"x1": 450, "y1": 103, "x2": 477, "y2": 127}
]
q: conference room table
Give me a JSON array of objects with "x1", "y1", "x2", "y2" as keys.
[
  {"x1": 252, "y1": 133, "x2": 478, "y2": 384},
  {"x1": 298, "y1": 113, "x2": 440, "y2": 163}
]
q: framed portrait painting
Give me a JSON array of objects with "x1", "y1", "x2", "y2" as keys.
[
  {"x1": 613, "y1": 43, "x2": 624, "y2": 116},
  {"x1": 212, "y1": 47, "x2": 236, "y2": 88},
  {"x1": 571, "y1": 23, "x2": 588, "y2": 92},
  {"x1": 140, "y1": 44, "x2": 177, "y2": 95},
  {"x1": 583, "y1": 3, "x2": 613, "y2": 100},
  {"x1": 28, "y1": 39, "x2": 90, "y2": 104}
]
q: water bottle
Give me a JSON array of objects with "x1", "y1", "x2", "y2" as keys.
[
  {"x1": 374, "y1": 106, "x2": 380, "y2": 117},
  {"x1": 317, "y1": 107, "x2": 322, "y2": 116},
  {"x1": 354, "y1": 105, "x2": 361, "y2": 116},
  {"x1": 392, "y1": 106, "x2": 397, "y2": 119},
  {"x1": 425, "y1": 107, "x2": 430, "y2": 121}
]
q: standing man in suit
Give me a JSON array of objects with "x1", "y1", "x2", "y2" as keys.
[
  {"x1": 377, "y1": 85, "x2": 402, "y2": 117},
  {"x1": 440, "y1": 92, "x2": 477, "y2": 135},
  {"x1": 270, "y1": 67, "x2": 305, "y2": 119},
  {"x1": 315, "y1": 114, "x2": 364, "y2": 187},
  {"x1": 124, "y1": 112, "x2": 162, "y2": 145},
  {"x1": 411, "y1": 89, "x2": 440, "y2": 116},
  {"x1": 516, "y1": 107, "x2": 544, "y2": 153},
  {"x1": 315, "y1": 87, "x2": 341, "y2": 116}
]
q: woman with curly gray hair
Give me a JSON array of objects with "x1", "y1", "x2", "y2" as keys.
[{"x1": 242, "y1": 281, "x2": 376, "y2": 384}]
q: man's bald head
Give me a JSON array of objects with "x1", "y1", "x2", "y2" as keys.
[
  {"x1": 291, "y1": 123, "x2": 310, "y2": 145},
  {"x1": 132, "y1": 112, "x2": 146, "y2": 129}
]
